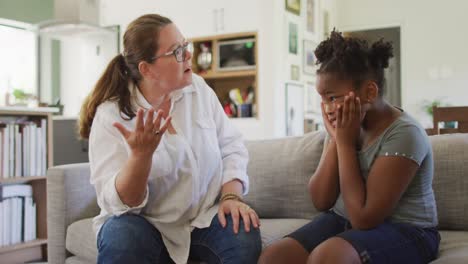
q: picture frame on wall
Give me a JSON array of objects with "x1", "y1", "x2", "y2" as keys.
[
  {"x1": 303, "y1": 40, "x2": 316, "y2": 75},
  {"x1": 285, "y1": 82, "x2": 304, "y2": 136},
  {"x1": 306, "y1": 0, "x2": 316, "y2": 34},
  {"x1": 291, "y1": 64, "x2": 300, "y2": 81},
  {"x1": 285, "y1": 0, "x2": 301, "y2": 16},
  {"x1": 288, "y1": 22, "x2": 298, "y2": 54}
]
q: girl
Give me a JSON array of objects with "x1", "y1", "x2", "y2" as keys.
[{"x1": 259, "y1": 30, "x2": 440, "y2": 264}]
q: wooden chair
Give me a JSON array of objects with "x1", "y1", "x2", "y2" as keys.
[
  {"x1": 425, "y1": 127, "x2": 437, "y2": 136},
  {"x1": 432, "y1": 106, "x2": 468, "y2": 134}
]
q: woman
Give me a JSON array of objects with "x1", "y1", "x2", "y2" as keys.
[
  {"x1": 259, "y1": 30, "x2": 440, "y2": 264},
  {"x1": 79, "y1": 14, "x2": 261, "y2": 264}
]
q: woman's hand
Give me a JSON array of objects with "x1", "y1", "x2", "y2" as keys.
[
  {"x1": 336, "y1": 92, "x2": 361, "y2": 147},
  {"x1": 113, "y1": 108, "x2": 171, "y2": 158},
  {"x1": 218, "y1": 199, "x2": 260, "y2": 234}
]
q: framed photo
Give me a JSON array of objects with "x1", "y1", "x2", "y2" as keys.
[
  {"x1": 291, "y1": 64, "x2": 300, "y2": 81},
  {"x1": 306, "y1": 0, "x2": 316, "y2": 33},
  {"x1": 285, "y1": 83, "x2": 304, "y2": 136},
  {"x1": 288, "y1": 22, "x2": 298, "y2": 54},
  {"x1": 303, "y1": 40, "x2": 316, "y2": 75},
  {"x1": 285, "y1": 0, "x2": 301, "y2": 16}
]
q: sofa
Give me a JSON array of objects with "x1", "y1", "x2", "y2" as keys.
[{"x1": 47, "y1": 131, "x2": 468, "y2": 264}]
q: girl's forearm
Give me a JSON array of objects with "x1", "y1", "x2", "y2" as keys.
[
  {"x1": 336, "y1": 143, "x2": 366, "y2": 226},
  {"x1": 309, "y1": 139, "x2": 340, "y2": 210}
]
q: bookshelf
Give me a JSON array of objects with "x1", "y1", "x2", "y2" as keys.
[
  {"x1": 190, "y1": 31, "x2": 258, "y2": 118},
  {"x1": 0, "y1": 106, "x2": 58, "y2": 263}
]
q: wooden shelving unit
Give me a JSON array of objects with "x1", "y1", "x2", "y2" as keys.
[
  {"x1": 190, "y1": 31, "x2": 258, "y2": 118},
  {"x1": 199, "y1": 70, "x2": 256, "y2": 80},
  {"x1": 0, "y1": 238, "x2": 48, "y2": 254},
  {"x1": 0, "y1": 106, "x2": 57, "y2": 263},
  {"x1": 0, "y1": 176, "x2": 47, "y2": 184}
]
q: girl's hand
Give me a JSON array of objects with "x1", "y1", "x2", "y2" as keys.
[
  {"x1": 336, "y1": 92, "x2": 361, "y2": 147},
  {"x1": 321, "y1": 101, "x2": 336, "y2": 140},
  {"x1": 218, "y1": 199, "x2": 260, "y2": 234},
  {"x1": 113, "y1": 108, "x2": 171, "y2": 158}
]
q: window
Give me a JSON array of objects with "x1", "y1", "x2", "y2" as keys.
[{"x1": 0, "y1": 19, "x2": 38, "y2": 106}]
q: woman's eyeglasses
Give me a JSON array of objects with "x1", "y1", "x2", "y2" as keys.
[{"x1": 150, "y1": 42, "x2": 193, "y2": 63}]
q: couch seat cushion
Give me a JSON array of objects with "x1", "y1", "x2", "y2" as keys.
[
  {"x1": 66, "y1": 217, "x2": 309, "y2": 261},
  {"x1": 66, "y1": 218, "x2": 98, "y2": 263},
  {"x1": 66, "y1": 256, "x2": 93, "y2": 264},
  {"x1": 66, "y1": 218, "x2": 468, "y2": 263},
  {"x1": 259, "y1": 218, "x2": 310, "y2": 247},
  {"x1": 431, "y1": 230, "x2": 468, "y2": 263}
]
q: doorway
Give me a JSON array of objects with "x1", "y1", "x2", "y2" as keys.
[{"x1": 345, "y1": 27, "x2": 401, "y2": 107}]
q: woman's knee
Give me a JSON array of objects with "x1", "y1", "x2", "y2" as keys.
[
  {"x1": 308, "y1": 237, "x2": 360, "y2": 264},
  {"x1": 231, "y1": 224, "x2": 262, "y2": 263},
  {"x1": 222, "y1": 216, "x2": 262, "y2": 247},
  {"x1": 98, "y1": 214, "x2": 161, "y2": 252},
  {"x1": 208, "y1": 217, "x2": 261, "y2": 263}
]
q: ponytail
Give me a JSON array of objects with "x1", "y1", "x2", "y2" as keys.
[{"x1": 78, "y1": 54, "x2": 135, "y2": 139}]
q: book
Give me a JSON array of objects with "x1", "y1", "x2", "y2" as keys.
[
  {"x1": 1, "y1": 184, "x2": 33, "y2": 199},
  {"x1": 0, "y1": 184, "x2": 34, "y2": 246}
]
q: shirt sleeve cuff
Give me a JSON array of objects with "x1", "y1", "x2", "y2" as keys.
[
  {"x1": 104, "y1": 173, "x2": 149, "y2": 216},
  {"x1": 222, "y1": 170, "x2": 249, "y2": 195}
]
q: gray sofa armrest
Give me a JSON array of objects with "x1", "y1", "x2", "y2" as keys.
[{"x1": 47, "y1": 163, "x2": 98, "y2": 264}]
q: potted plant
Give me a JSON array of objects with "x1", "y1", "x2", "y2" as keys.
[{"x1": 10, "y1": 88, "x2": 38, "y2": 107}]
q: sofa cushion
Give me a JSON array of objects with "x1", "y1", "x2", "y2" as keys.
[
  {"x1": 66, "y1": 256, "x2": 93, "y2": 264},
  {"x1": 244, "y1": 131, "x2": 326, "y2": 219},
  {"x1": 66, "y1": 217, "x2": 467, "y2": 264},
  {"x1": 66, "y1": 218, "x2": 98, "y2": 263},
  {"x1": 65, "y1": 217, "x2": 310, "y2": 262},
  {"x1": 259, "y1": 218, "x2": 310, "y2": 247},
  {"x1": 431, "y1": 230, "x2": 468, "y2": 264},
  {"x1": 430, "y1": 134, "x2": 468, "y2": 231}
]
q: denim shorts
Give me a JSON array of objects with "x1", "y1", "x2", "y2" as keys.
[{"x1": 287, "y1": 210, "x2": 440, "y2": 264}]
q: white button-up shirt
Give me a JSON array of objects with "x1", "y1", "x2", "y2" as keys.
[{"x1": 89, "y1": 74, "x2": 249, "y2": 264}]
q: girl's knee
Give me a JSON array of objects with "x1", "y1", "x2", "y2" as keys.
[
  {"x1": 259, "y1": 238, "x2": 309, "y2": 264},
  {"x1": 308, "y1": 237, "x2": 360, "y2": 264}
]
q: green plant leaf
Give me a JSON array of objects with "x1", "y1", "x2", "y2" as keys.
[{"x1": 12, "y1": 89, "x2": 27, "y2": 100}]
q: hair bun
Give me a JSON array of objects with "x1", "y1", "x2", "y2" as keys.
[
  {"x1": 369, "y1": 39, "x2": 394, "y2": 69},
  {"x1": 315, "y1": 29, "x2": 345, "y2": 64}
]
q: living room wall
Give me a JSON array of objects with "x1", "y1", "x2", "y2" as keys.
[
  {"x1": 98, "y1": 0, "x2": 338, "y2": 139},
  {"x1": 335, "y1": 0, "x2": 468, "y2": 127},
  {"x1": 0, "y1": 0, "x2": 53, "y2": 23},
  {"x1": 98, "y1": 0, "x2": 291, "y2": 139}
]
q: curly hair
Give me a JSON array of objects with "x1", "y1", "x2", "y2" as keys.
[{"x1": 315, "y1": 29, "x2": 394, "y2": 96}]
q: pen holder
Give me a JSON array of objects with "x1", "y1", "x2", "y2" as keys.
[{"x1": 237, "y1": 103, "x2": 252, "y2": 118}]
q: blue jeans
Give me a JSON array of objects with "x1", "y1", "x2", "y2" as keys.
[
  {"x1": 287, "y1": 210, "x2": 440, "y2": 264},
  {"x1": 97, "y1": 213, "x2": 262, "y2": 264}
]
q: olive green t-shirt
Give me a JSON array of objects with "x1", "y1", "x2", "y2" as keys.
[{"x1": 332, "y1": 111, "x2": 438, "y2": 228}]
